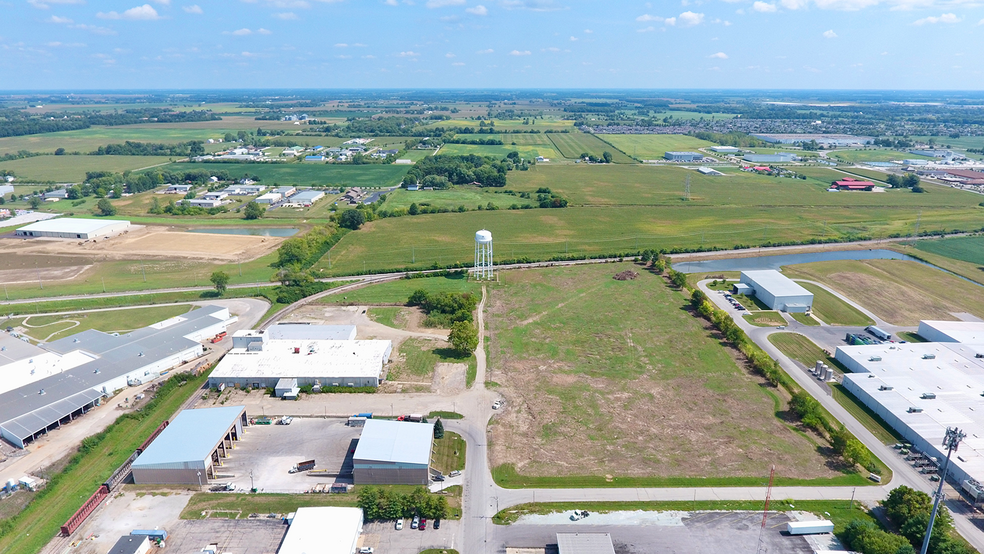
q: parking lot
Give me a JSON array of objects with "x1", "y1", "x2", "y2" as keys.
[
  {"x1": 161, "y1": 519, "x2": 287, "y2": 554},
  {"x1": 360, "y1": 519, "x2": 459, "y2": 554},
  {"x1": 222, "y1": 417, "x2": 362, "y2": 492}
]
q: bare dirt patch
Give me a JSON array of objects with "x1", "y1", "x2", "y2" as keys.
[{"x1": 432, "y1": 362, "x2": 467, "y2": 395}]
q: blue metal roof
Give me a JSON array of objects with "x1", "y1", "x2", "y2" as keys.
[{"x1": 133, "y1": 406, "x2": 245, "y2": 467}]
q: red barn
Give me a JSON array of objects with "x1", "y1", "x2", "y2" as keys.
[{"x1": 831, "y1": 178, "x2": 875, "y2": 191}]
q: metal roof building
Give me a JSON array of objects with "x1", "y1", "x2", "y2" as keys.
[
  {"x1": 289, "y1": 190, "x2": 325, "y2": 206},
  {"x1": 354, "y1": 419, "x2": 433, "y2": 485},
  {"x1": 557, "y1": 533, "x2": 617, "y2": 554},
  {"x1": 743, "y1": 153, "x2": 797, "y2": 163},
  {"x1": 836, "y1": 322, "x2": 984, "y2": 493},
  {"x1": 0, "y1": 306, "x2": 234, "y2": 448},
  {"x1": 279, "y1": 507, "x2": 363, "y2": 554},
  {"x1": 14, "y1": 218, "x2": 130, "y2": 239},
  {"x1": 663, "y1": 151, "x2": 703, "y2": 162},
  {"x1": 107, "y1": 535, "x2": 151, "y2": 554},
  {"x1": 739, "y1": 270, "x2": 813, "y2": 313},
  {"x1": 131, "y1": 406, "x2": 247, "y2": 485}
]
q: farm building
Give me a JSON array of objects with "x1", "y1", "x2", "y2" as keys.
[
  {"x1": 279, "y1": 507, "x2": 364, "y2": 554},
  {"x1": 208, "y1": 329, "x2": 392, "y2": 389},
  {"x1": 663, "y1": 151, "x2": 704, "y2": 162},
  {"x1": 14, "y1": 218, "x2": 130, "y2": 240},
  {"x1": 557, "y1": 533, "x2": 617, "y2": 554},
  {"x1": 743, "y1": 153, "x2": 797, "y2": 163},
  {"x1": 709, "y1": 146, "x2": 740, "y2": 153},
  {"x1": 830, "y1": 178, "x2": 875, "y2": 191},
  {"x1": 738, "y1": 270, "x2": 813, "y2": 313},
  {"x1": 254, "y1": 192, "x2": 282, "y2": 204},
  {"x1": 353, "y1": 419, "x2": 434, "y2": 485},
  {"x1": 164, "y1": 184, "x2": 192, "y2": 194},
  {"x1": 131, "y1": 406, "x2": 247, "y2": 485},
  {"x1": 0, "y1": 306, "x2": 235, "y2": 448},
  {"x1": 202, "y1": 191, "x2": 229, "y2": 201},
  {"x1": 289, "y1": 190, "x2": 325, "y2": 206},
  {"x1": 836, "y1": 321, "x2": 984, "y2": 494}
]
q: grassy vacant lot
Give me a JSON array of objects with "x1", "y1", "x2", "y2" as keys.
[
  {"x1": 0, "y1": 155, "x2": 175, "y2": 182},
  {"x1": 831, "y1": 384, "x2": 904, "y2": 445},
  {"x1": 368, "y1": 307, "x2": 410, "y2": 329},
  {"x1": 600, "y1": 134, "x2": 716, "y2": 160},
  {"x1": 795, "y1": 282, "x2": 873, "y2": 326},
  {"x1": 768, "y1": 332, "x2": 831, "y2": 369},
  {"x1": 390, "y1": 338, "x2": 468, "y2": 383},
  {"x1": 10, "y1": 304, "x2": 196, "y2": 342},
  {"x1": 547, "y1": 133, "x2": 635, "y2": 163},
  {"x1": 829, "y1": 149, "x2": 912, "y2": 164},
  {"x1": 915, "y1": 234, "x2": 984, "y2": 266},
  {"x1": 382, "y1": 186, "x2": 535, "y2": 211},
  {"x1": 441, "y1": 142, "x2": 560, "y2": 161},
  {"x1": 431, "y1": 431, "x2": 466, "y2": 475},
  {"x1": 161, "y1": 162, "x2": 410, "y2": 189},
  {"x1": 783, "y1": 259, "x2": 984, "y2": 325},
  {"x1": 743, "y1": 311, "x2": 787, "y2": 327},
  {"x1": 486, "y1": 263, "x2": 858, "y2": 485},
  {"x1": 316, "y1": 275, "x2": 481, "y2": 305}
]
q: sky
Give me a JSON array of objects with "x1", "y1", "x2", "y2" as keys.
[{"x1": 1, "y1": 0, "x2": 983, "y2": 90}]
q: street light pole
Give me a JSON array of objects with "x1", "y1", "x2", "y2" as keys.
[
  {"x1": 196, "y1": 470, "x2": 202, "y2": 490},
  {"x1": 920, "y1": 427, "x2": 965, "y2": 554}
]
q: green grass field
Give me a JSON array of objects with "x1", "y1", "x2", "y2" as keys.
[
  {"x1": 391, "y1": 338, "x2": 475, "y2": 383},
  {"x1": 431, "y1": 431, "x2": 466, "y2": 475},
  {"x1": 600, "y1": 134, "x2": 716, "y2": 160},
  {"x1": 487, "y1": 263, "x2": 860, "y2": 484},
  {"x1": 915, "y1": 235, "x2": 984, "y2": 266},
  {"x1": 829, "y1": 149, "x2": 914, "y2": 164},
  {"x1": 795, "y1": 282, "x2": 874, "y2": 326},
  {"x1": 547, "y1": 133, "x2": 635, "y2": 163},
  {"x1": 0, "y1": 155, "x2": 175, "y2": 182},
  {"x1": 831, "y1": 384, "x2": 904, "y2": 445},
  {"x1": 0, "y1": 125, "x2": 258, "y2": 156},
  {"x1": 382, "y1": 186, "x2": 535, "y2": 211},
  {"x1": 161, "y1": 162, "x2": 410, "y2": 189},
  {"x1": 743, "y1": 311, "x2": 787, "y2": 327},
  {"x1": 368, "y1": 306, "x2": 409, "y2": 329},
  {"x1": 440, "y1": 142, "x2": 560, "y2": 161},
  {"x1": 10, "y1": 304, "x2": 196, "y2": 342},
  {"x1": 316, "y1": 274, "x2": 481, "y2": 304},
  {"x1": 768, "y1": 332, "x2": 831, "y2": 369}
]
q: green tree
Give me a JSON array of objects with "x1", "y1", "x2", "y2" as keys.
[
  {"x1": 223, "y1": 132, "x2": 236, "y2": 143},
  {"x1": 903, "y1": 173, "x2": 921, "y2": 189},
  {"x1": 210, "y1": 271, "x2": 230, "y2": 295},
  {"x1": 277, "y1": 237, "x2": 311, "y2": 268},
  {"x1": 408, "y1": 202, "x2": 420, "y2": 215},
  {"x1": 54, "y1": 147, "x2": 66, "y2": 155},
  {"x1": 448, "y1": 321, "x2": 479, "y2": 356},
  {"x1": 338, "y1": 209, "x2": 366, "y2": 230},
  {"x1": 243, "y1": 201, "x2": 264, "y2": 220},
  {"x1": 602, "y1": 151, "x2": 613, "y2": 163},
  {"x1": 886, "y1": 174, "x2": 903, "y2": 188},
  {"x1": 66, "y1": 186, "x2": 82, "y2": 200},
  {"x1": 28, "y1": 195, "x2": 42, "y2": 209},
  {"x1": 433, "y1": 418, "x2": 444, "y2": 439},
  {"x1": 95, "y1": 198, "x2": 117, "y2": 216}
]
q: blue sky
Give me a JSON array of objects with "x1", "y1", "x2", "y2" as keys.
[{"x1": 1, "y1": 0, "x2": 982, "y2": 90}]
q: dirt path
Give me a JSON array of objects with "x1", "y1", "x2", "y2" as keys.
[{"x1": 474, "y1": 285, "x2": 488, "y2": 389}]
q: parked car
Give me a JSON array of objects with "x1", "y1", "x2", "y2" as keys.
[
  {"x1": 396, "y1": 519, "x2": 404, "y2": 530},
  {"x1": 448, "y1": 470, "x2": 461, "y2": 478},
  {"x1": 492, "y1": 400, "x2": 502, "y2": 410},
  {"x1": 434, "y1": 519, "x2": 441, "y2": 529},
  {"x1": 433, "y1": 474, "x2": 445, "y2": 482},
  {"x1": 358, "y1": 548, "x2": 374, "y2": 554},
  {"x1": 279, "y1": 416, "x2": 293, "y2": 425},
  {"x1": 419, "y1": 518, "x2": 427, "y2": 530},
  {"x1": 411, "y1": 515, "x2": 419, "y2": 529}
]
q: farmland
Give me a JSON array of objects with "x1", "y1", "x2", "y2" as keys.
[
  {"x1": 0, "y1": 155, "x2": 174, "y2": 182},
  {"x1": 382, "y1": 186, "x2": 536, "y2": 211},
  {"x1": 546, "y1": 133, "x2": 635, "y2": 163},
  {"x1": 914, "y1": 234, "x2": 984, "y2": 266},
  {"x1": 439, "y1": 142, "x2": 560, "y2": 161},
  {"x1": 486, "y1": 262, "x2": 859, "y2": 484},
  {"x1": 600, "y1": 134, "x2": 717, "y2": 160},
  {"x1": 160, "y1": 162, "x2": 410, "y2": 189},
  {"x1": 829, "y1": 149, "x2": 915, "y2": 164}
]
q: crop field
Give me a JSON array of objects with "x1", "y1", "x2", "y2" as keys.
[
  {"x1": 419, "y1": 118, "x2": 574, "y2": 131},
  {"x1": 910, "y1": 136, "x2": 984, "y2": 150},
  {"x1": 485, "y1": 262, "x2": 856, "y2": 484},
  {"x1": 915, "y1": 235, "x2": 984, "y2": 266},
  {"x1": 0, "y1": 126, "x2": 243, "y2": 156},
  {"x1": 547, "y1": 133, "x2": 635, "y2": 163},
  {"x1": 9, "y1": 304, "x2": 196, "y2": 342},
  {"x1": 439, "y1": 142, "x2": 560, "y2": 161},
  {"x1": 783, "y1": 259, "x2": 984, "y2": 325},
  {"x1": 317, "y1": 274, "x2": 481, "y2": 305},
  {"x1": 829, "y1": 149, "x2": 913, "y2": 164},
  {"x1": 382, "y1": 186, "x2": 535, "y2": 211},
  {"x1": 0, "y1": 155, "x2": 175, "y2": 182},
  {"x1": 795, "y1": 282, "x2": 873, "y2": 326},
  {"x1": 599, "y1": 134, "x2": 717, "y2": 160},
  {"x1": 161, "y1": 162, "x2": 410, "y2": 188}
]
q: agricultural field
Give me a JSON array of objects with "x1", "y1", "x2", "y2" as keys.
[
  {"x1": 0, "y1": 124, "x2": 246, "y2": 156},
  {"x1": 486, "y1": 263, "x2": 859, "y2": 484},
  {"x1": 7, "y1": 304, "x2": 197, "y2": 343},
  {"x1": 439, "y1": 142, "x2": 559, "y2": 161},
  {"x1": 316, "y1": 274, "x2": 481, "y2": 305},
  {"x1": 382, "y1": 186, "x2": 535, "y2": 211},
  {"x1": 914, "y1": 234, "x2": 984, "y2": 266},
  {"x1": 783, "y1": 259, "x2": 984, "y2": 325},
  {"x1": 910, "y1": 136, "x2": 984, "y2": 151},
  {"x1": 650, "y1": 110, "x2": 738, "y2": 120},
  {"x1": 600, "y1": 134, "x2": 717, "y2": 160},
  {"x1": 418, "y1": 118, "x2": 574, "y2": 131},
  {"x1": 161, "y1": 162, "x2": 410, "y2": 189},
  {"x1": 546, "y1": 133, "x2": 635, "y2": 163},
  {"x1": 0, "y1": 155, "x2": 175, "y2": 182},
  {"x1": 828, "y1": 149, "x2": 914, "y2": 164}
]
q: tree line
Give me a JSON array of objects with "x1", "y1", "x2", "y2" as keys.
[
  {"x1": 0, "y1": 108, "x2": 219, "y2": 138},
  {"x1": 844, "y1": 485, "x2": 972, "y2": 554},
  {"x1": 402, "y1": 154, "x2": 507, "y2": 188},
  {"x1": 90, "y1": 140, "x2": 205, "y2": 157},
  {"x1": 357, "y1": 486, "x2": 450, "y2": 521}
]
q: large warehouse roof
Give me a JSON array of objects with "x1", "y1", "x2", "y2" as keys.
[
  {"x1": 16, "y1": 218, "x2": 129, "y2": 234},
  {"x1": 557, "y1": 533, "x2": 617, "y2": 554},
  {"x1": 279, "y1": 507, "x2": 363, "y2": 554},
  {"x1": 740, "y1": 270, "x2": 812, "y2": 297},
  {"x1": 266, "y1": 324, "x2": 357, "y2": 341},
  {"x1": 354, "y1": 419, "x2": 433, "y2": 465},
  {"x1": 210, "y1": 339, "x2": 391, "y2": 380},
  {"x1": 133, "y1": 406, "x2": 246, "y2": 468},
  {"x1": 918, "y1": 320, "x2": 984, "y2": 344}
]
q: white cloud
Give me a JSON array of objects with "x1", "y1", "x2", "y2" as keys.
[
  {"x1": 231, "y1": 28, "x2": 253, "y2": 35},
  {"x1": 47, "y1": 41, "x2": 86, "y2": 47},
  {"x1": 636, "y1": 13, "x2": 663, "y2": 21},
  {"x1": 477, "y1": 48, "x2": 494, "y2": 53},
  {"x1": 823, "y1": 29, "x2": 837, "y2": 37},
  {"x1": 445, "y1": 52, "x2": 455, "y2": 57},
  {"x1": 336, "y1": 43, "x2": 348, "y2": 47},
  {"x1": 336, "y1": 54, "x2": 351, "y2": 59},
  {"x1": 583, "y1": 29, "x2": 592, "y2": 33},
  {"x1": 752, "y1": 1, "x2": 777, "y2": 11},
  {"x1": 509, "y1": 49, "x2": 531, "y2": 55},
  {"x1": 780, "y1": 0, "x2": 808, "y2": 8},
  {"x1": 425, "y1": 0, "x2": 464, "y2": 6},
  {"x1": 28, "y1": 0, "x2": 84, "y2": 9},
  {"x1": 978, "y1": 17, "x2": 984, "y2": 24},
  {"x1": 452, "y1": 61, "x2": 465, "y2": 65},
  {"x1": 499, "y1": 0, "x2": 563, "y2": 10},
  {"x1": 466, "y1": 4, "x2": 488, "y2": 14},
  {"x1": 637, "y1": 26, "x2": 655, "y2": 32},
  {"x1": 274, "y1": 11, "x2": 298, "y2": 18},
  {"x1": 709, "y1": 51, "x2": 728, "y2": 58},
  {"x1": 384, "y1": 0, "x2": 398, "y2": 5},
  {"x1": 183, "y1": 4, "x2": 203, "y2": 13},
  {"x1": 664, "y1": 16, "x2": 676, "y2": 25},
  {"x1": 678, "y1": 11, "x2": 704, "y2": 25},
  {"x1": 46, "y1": 15, "x2": 74, "y2": 23},
  {"x1": 398, "y1": 50, "x2": 420, "y2": 56},
  {"x1": 97, "y1": 4, "x2": 162, "y2": 20},
  {"x1": 70, "y1": 23, "x2": 117, "y2": 35},
  {"x1": 153, "y1": 0, "x2": 170, "y2": 5},
  {"x1": 545, "y1": 46, "x2": 560, "y2": 51},
  {"x1": 257, "y1": 28, "x2": 272, "y2": 34},
  {"x1": 912, "y1": 12, "x2": 960, "y2": 24},
  {"x1": 569, "y1": 36, "x2": 578, "y2": 41}
]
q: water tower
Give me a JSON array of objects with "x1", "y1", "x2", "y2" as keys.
[{"x1": 474, "y1": 229, "x2": 493, "y2": 280}]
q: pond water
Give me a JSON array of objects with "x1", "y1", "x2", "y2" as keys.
[
  {"x1": 187, "y1": 228, "x2": 299, "y2": 237},
  {"x1": 674, "y1": 249, "x2": 914, "y2": 274}
]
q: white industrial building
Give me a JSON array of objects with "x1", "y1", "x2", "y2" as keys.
[
  {"x1": 289, "y1": 190, "x2": 325, "y2": 206},
  {"x1": 737, "y1": 270, "x2": 814, "y2": 313},
  {"x1": 710, "y1": 146, "x2": 741, "y2": 154},
  {"x1": 279, "y1": 507, "x2": 364, "y2": 554},
  {"x1": 837, "y1": 321, "x2": 984, "y2": 496},
  {"x1": 0, "y1": 306, "x2": 235, "y2": 448},
  {"x1": 187, "y1": 198, "x2": 223, "y2": 209},
  {"x1": 557, "y1": 533, "x2": 617, "y2": 554},
  {"x1": 255, "y1": 192, "x2": 282, "y2": 204},
  {"x1": 14, "y1": 218, "x2": 130, "y2": 240},
  {"x1": 353, "y1": 419, "x2": 434, "y2": 485},
  {"x1": 209, "y1": 324, "x2": 391, "y2": 390}
]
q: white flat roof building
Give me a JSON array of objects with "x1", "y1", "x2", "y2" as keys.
[
  {"x1": 278, "y1": 507, "x2": 363, "y2": 554},
  {"x1": 836, "y1": 321, "x2": 984, "y2": 493},
  {"x1": 14, "y1": 218, "x2": 130, "y2": 240},
  {"x1": 739, "y1": 270, "x2": 814, "y2": 313},
  {"x1": 255, "y1": 192, "x2": 282, "y2": 204}
]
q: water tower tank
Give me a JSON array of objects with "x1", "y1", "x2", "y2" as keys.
[{"x1": 476, "y1": 230, "x2": 493, "y2": 243}]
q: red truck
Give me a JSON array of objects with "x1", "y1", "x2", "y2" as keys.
[{"x1": 210, "y1": 332, "x2": 227, "y2": 344}]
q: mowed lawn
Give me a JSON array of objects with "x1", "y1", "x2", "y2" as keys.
[
  {"x1": 440, "y1": 142, "x2": 560, "y2": 161},
  {"x1": 0, "y1": 155, "x2": 175, "y2": 182},
  {"x1": 794, "y1": 282, "x2": 873, "y2": 326},
  {"x1": 486, "y1": 263, "x2": 850, "y2": 483},
  {"x1": 162, "y1": 162, "x2": 410, "y2": 188},
  {"x1": 317, "y1": 274, "x2": 481, "y2": 305},
  {"x1": 12, "y1": 304, "x2": 197, "y2": 342},
  {"x1": 829, "y1": 149, "x2": 917, "y2": 164},
  {"x1": 783, "y1": 259, "x2": 984, "y2": 325},
  {"x1": 383, "y1": 186, "x2": 535, "y2": 211},
  {"x1": 601, "y1": 134, "x2": 716, "y2": 160},
  {"x1": 547, "y1": 133, "x2": 635, "y2": 163},
  {"x1": 915, "y1": 235, "x2": 984, "y2": 266}
]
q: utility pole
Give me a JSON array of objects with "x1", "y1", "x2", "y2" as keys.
[
  {"x1": 684, "y1": 175, "x2": 691, "y2": 201},
  {"x1": 141, "y1": 263, "x2": 147, "y2": 282},
  {"x1": 919, "y1": 427, "x2": 965, "y2": 554},
  {"x1": 756, "y1": 465, "x2": 776, "y2": 554}
]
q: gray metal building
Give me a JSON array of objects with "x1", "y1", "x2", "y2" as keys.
[
  {"x1": 557, "y1": 533, "x2": 617, "y2": 554},
  {"x1": 743, "y1": 153, "x2": 797, "y2": 163},
  {"x1": 353, "y1": 419, "x2": 433, "y2": 485},
  {"x1": 107, "y1": 535, "x2": 151, "y2": 554},
  {"x1": 131, "y1": 405, "x2": 247, "y2": 485},
  {"x1": 739, "y1": 270, "x2": 813, "y2": 313},
  {"x1": 14, "y1": 218, "x2": 130, "y2": 239},
  {"x1": 663, "y1": 151, "x2": 704, "y2": 162}
]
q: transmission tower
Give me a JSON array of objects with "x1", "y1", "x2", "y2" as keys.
[
  {"x1": 756, "y1": 465, "x2": 776, "y2": 554},
  {"x1": 919, "y1": 427, "x2": 965, "y2": 554}
]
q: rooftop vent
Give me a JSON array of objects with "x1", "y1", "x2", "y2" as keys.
[
  {"x1": 908, "y1": 407, "x2": 923, "y2": 413},
  {"x1": 870, "y1": 356, "x2": 883, "y2": 362},
  {"x1": 39, "y1": 389, "x2": 45, "y2": 395},
  {"x1": 923, "y1": 354, "x2": 936, "y2": 360},
  {"x1": 93, "y1": 369, "x2": 99, "y2": 374},
  {"x1": 921, "y1": 393, "x2": 937, "y2": 400},
  {"x1": 879, "y1": 385, "x2": 894, "y2": 391}
]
